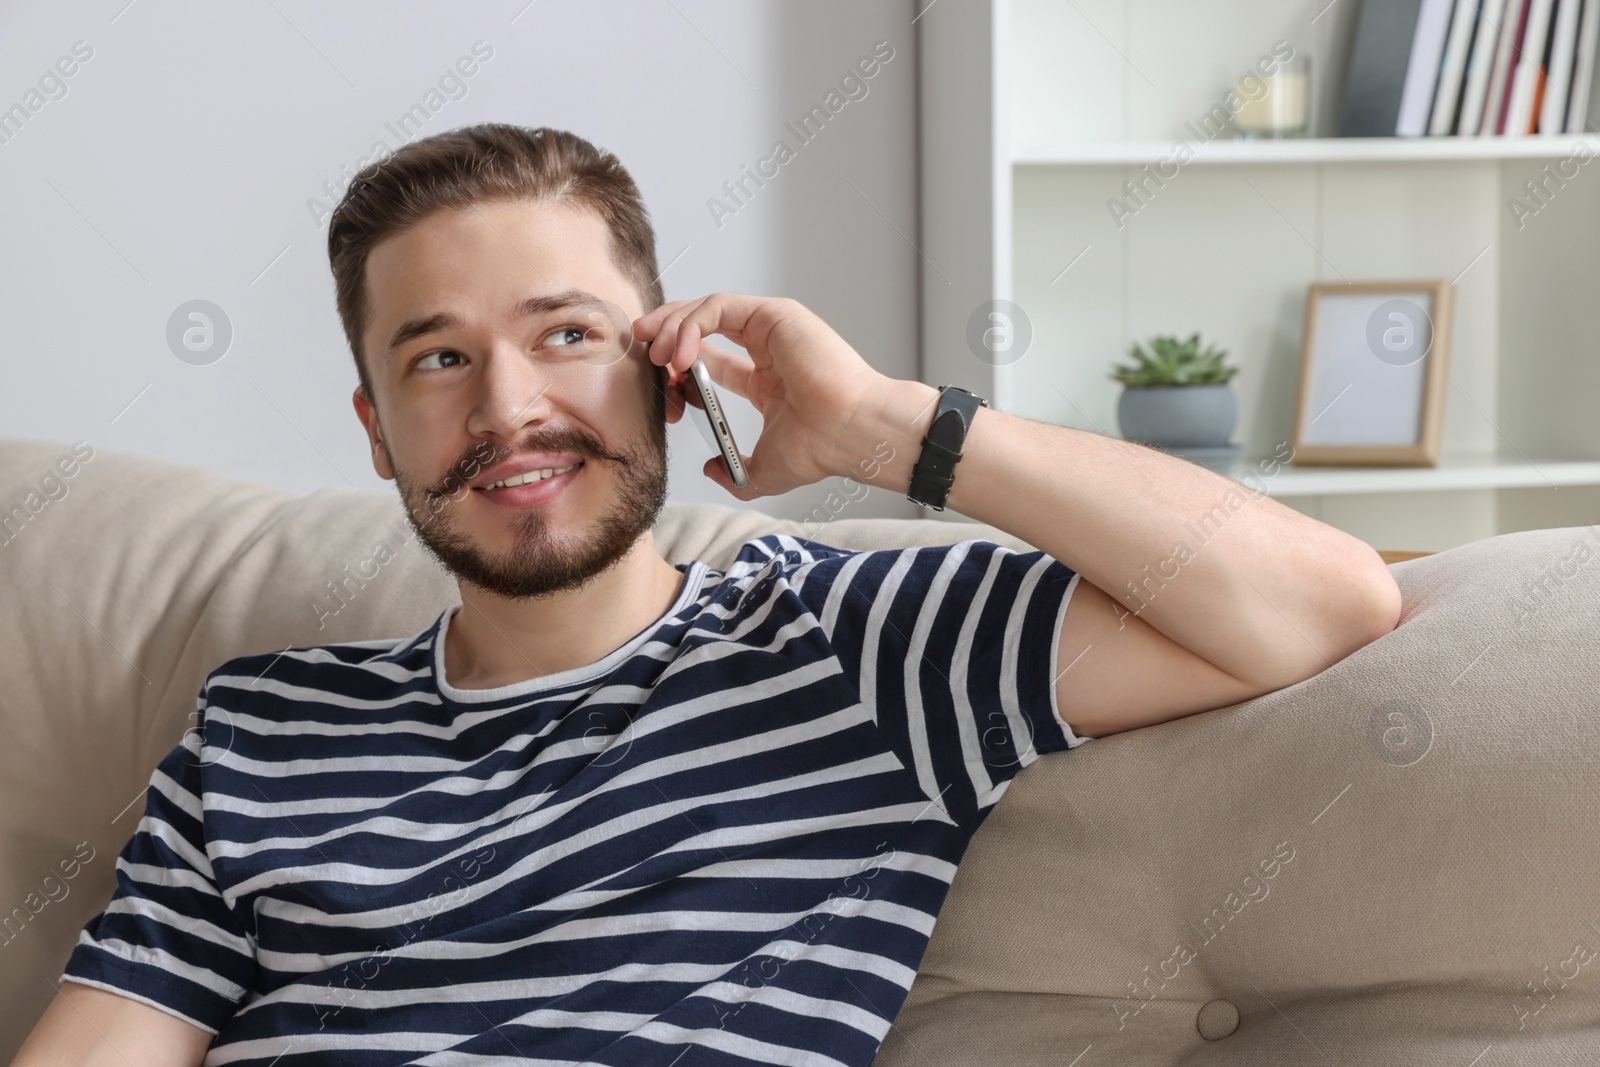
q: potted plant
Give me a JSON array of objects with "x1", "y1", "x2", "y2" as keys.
[{"x1": 1111, "y1": 333, "x2": 1240, "y2": 457}]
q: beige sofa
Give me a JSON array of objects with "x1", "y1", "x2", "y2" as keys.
[{"x1": 4, "y1": 435, "x2": 1598, "y2": 1064}]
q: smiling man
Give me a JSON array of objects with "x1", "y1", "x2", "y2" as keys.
[{"x1": 19, "y1": 123, "x2": 1400, "y2": 1067}]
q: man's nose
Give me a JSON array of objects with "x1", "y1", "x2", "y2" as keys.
[{"x1": 466, "y1": 346, "x2": 557, "y2": 440}]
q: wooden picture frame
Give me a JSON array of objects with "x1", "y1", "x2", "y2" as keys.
[{"x1": 1290, "y1": 280, "x2": 1453, "y2": 467}]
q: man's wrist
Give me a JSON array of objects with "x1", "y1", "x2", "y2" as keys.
[{"x1": 832, "y1": 378, "x2": 941, "y2": 492}]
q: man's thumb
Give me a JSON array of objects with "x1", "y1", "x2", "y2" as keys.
[{"x1": 705, "y1": 455, "x2": 758, "y2": 497}]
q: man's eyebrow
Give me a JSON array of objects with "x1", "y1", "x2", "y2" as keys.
[{"x1": 384, "y1": 288, "x2": 614, "y2": 357}]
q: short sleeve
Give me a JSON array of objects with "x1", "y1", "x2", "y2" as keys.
[
  {"x1": 60, "y1": 691, "x2": 256, "y2": 1034},
  {"x1": 789, "y1": 537, "x2": 1091, "y2": 830}
]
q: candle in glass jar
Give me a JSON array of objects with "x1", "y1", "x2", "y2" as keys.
[{"x1": 1233, "y1": 57, "x2": 1310, "y2": 138}]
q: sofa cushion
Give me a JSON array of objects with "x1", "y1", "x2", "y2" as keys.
[{"x1": 877, "y1": 522, "x2": 1600, "y2": 1065}]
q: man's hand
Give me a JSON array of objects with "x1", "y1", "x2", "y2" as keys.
[{"x1": 632, "y1": 293, "x2": 896, "y2": 500}]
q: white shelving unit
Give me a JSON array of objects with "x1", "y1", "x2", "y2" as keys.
[
  {"x1": 1016, "y1": 135, "x2": 1600, "y2": 166},
  {"x1": 1238, "y1": 455, "x2": 1600, "y2": 497},
  {"x1": 917, "y1": 0, "x2": 1600, "y2": 551}
]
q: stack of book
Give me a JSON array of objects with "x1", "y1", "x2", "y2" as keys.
[{"x1": 1340, "y1": 0, "x2": 1600, "y2": 137}]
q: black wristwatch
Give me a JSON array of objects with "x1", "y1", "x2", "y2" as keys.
[{"x1": 907, "y1": 384, "x2": 988, "y2": 512}]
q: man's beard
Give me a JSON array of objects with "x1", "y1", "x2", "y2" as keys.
[{"x1": 386, "y1": 411, "x2": 668, "y2": 601}]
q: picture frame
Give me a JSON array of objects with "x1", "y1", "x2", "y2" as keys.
[{"x1": 1290, "y1": 280, "x2": 1453, "y2": 467}]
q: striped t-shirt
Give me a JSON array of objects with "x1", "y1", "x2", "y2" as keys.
[{"x1": 62, "y1": 534, "x2": 1090, "y2": 1066}]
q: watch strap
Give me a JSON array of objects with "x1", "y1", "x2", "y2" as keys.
[{"x1": 907, "y1": 385, "x2": 987, "y2": 511}]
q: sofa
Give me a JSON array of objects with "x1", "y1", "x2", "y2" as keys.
[{"x1": 3, "y1": 435, "x2": 1598, "y2": 1064}]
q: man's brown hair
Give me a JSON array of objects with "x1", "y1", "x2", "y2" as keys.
[{"x1": 326, "y1": 123, "x2": 666, "y2": 402}]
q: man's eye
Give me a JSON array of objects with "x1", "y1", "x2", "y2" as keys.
[
  {"x1": 416, "y1": 351, "x2": 463, "y2": 371},
  {"x1": 543, "y1": 325, "x2": 595, "y2": 350}
]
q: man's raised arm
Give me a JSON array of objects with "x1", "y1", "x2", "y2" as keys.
[
  {"x1": 842, "y1": 377, "x2": 1403, "y2": 734},
  {"x1": 629, "y1": 292, "x2": 1402, "y2": 736}
]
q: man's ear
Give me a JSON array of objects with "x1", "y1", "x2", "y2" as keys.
[{"x1": 352, "y1": 386, "x2": 395, "y2": 481}]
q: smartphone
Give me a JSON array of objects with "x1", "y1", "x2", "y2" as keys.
[{"x1": 687, "y1": 358, "x2": 749, "y2": 488}]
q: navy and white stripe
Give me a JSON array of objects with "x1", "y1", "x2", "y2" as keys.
[{"x1": 62, "y1": 535, "x2": 1089, "y2": 1066}]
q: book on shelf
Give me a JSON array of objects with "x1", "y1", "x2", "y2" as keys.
[
  {"x1": 1399, "y1": 0, "x2": 1458, "y2": 134},
  {"x1": 1504, "y1": 0, "x2": 1556, "y2": 135},
  {"x1": 1516, "y1": 0, "x2": 1555, "y2": 133},
  {"x1": 1485, "y1": 0, "x2": 1534, "y2": 133},
  {"x1": 1340, "y1": 0, "x2": 1430, "y2": 135},
  {"x1": 1429, "y1": 0, "x2": 1485, "y2": 133},
  {"x1": 1339, "y1": 0, "x2": 1600, "y2": 137},
  {"x1": 1539, "y1": 0, "x2": 1583, "y2": 130},
  {"x1": 1565, "y1": 0, "x2": 1600, "y2": 130},
  {"x1": 1459, "y1": 0, "x2": 1510, "y2": 134}
]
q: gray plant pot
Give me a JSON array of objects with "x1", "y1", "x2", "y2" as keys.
[{"x1": 1116, "y1": 383, "x2": 1238, "y2": 448}]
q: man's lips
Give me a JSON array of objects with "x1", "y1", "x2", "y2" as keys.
[
  {"x1": 474, "y1": 462, "x2": 584, "y2": 507},
  {"x1": 470, "y1": 453, "x2": 587, "y2": 490}
]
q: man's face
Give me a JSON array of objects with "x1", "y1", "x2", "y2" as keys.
[{"x1": 353, "y1": 198, "x2": 669, "y2": 600}]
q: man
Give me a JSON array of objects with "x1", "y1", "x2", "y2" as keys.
[{"x1": 16, "y1": 123, "x2": 1400, "y2": 1066}]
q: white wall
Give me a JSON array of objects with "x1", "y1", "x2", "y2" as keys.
[
  {"x1": 1009, "y1": 0, "x2": 1358, "y2": 145},
  {"x1": 0, "y1": 0, "x2": 923, "y2": 524}
]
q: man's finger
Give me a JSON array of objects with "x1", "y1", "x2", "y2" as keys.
[
  {"x1": 696, "y1": 342, "x2": 754, "y2": 400},
  {"x1": 662, "y1": 293, "x2": 770, "y2": 374},
  {"x1": 633, "y1": 299, "x2": 695, "y2": 340},
  {"x1": 643, "y1": 295, "x2": 713, "y2": 372}
]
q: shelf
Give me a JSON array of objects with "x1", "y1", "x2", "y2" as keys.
[
  {"x1": 918, "y1": 1, "x2": 1600, "y2": 548},
  {"x1": 1013, "y1": 134, "x2": 1600, "y2": 167},
  {"x1": 1225, "y1": 455, "x2": 1600, "y2": 496}
]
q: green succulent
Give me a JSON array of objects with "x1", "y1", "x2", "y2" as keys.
[{"x1": 1110, "y1": 332, "x2": 1238, "y2": 386}]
